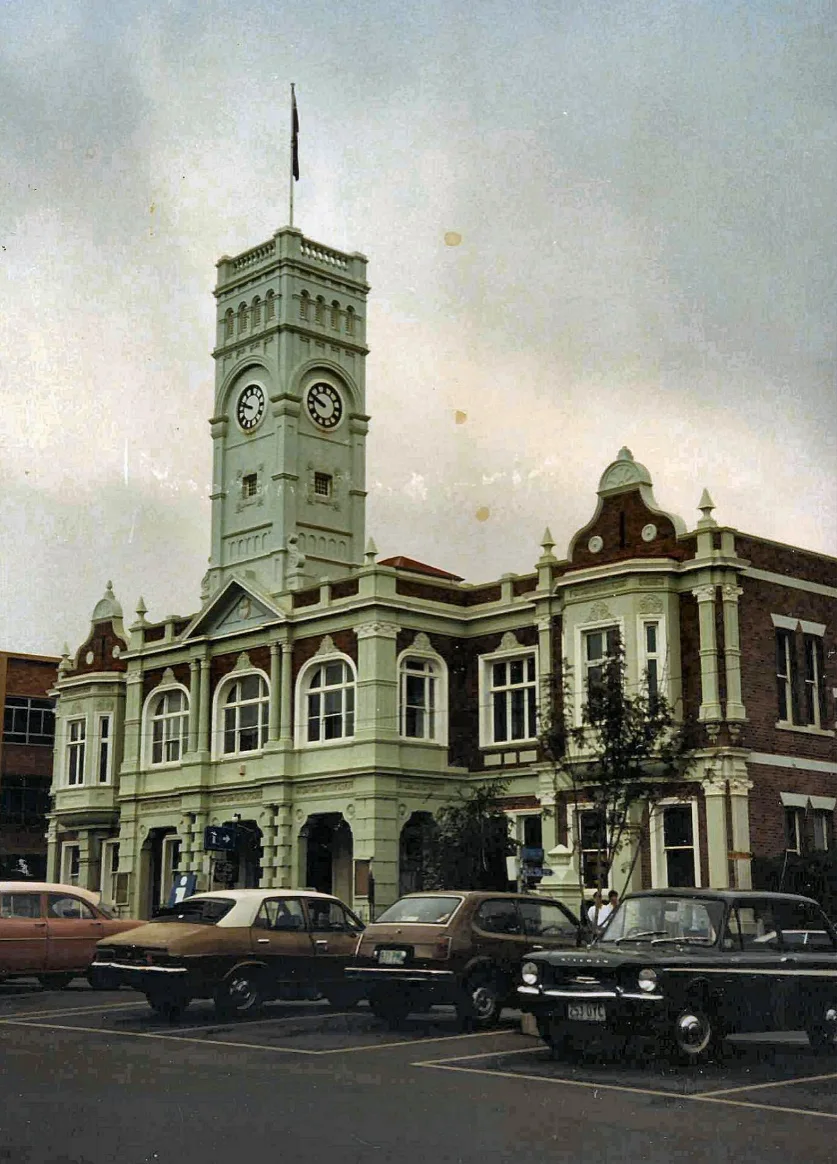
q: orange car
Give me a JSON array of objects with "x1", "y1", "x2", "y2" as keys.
[{"x1": 0, "y1": 881, "x2": 143, "y2": 989}]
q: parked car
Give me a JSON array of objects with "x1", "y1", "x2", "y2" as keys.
[
  {"x1": 92, "y1": 888, "x2": 365, "y2": 1020},
  {"x1": 347, "y1": 890, "x2": 587, "y2": 1028},
  {"x1": 517, "y1": 888, "x2": 837, "y2": 1062},
  {"x1": 0, "y1": 881, "x2": 144, "y2": 989}
]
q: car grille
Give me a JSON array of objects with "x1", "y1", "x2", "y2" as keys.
[
  {"x1": 541, "y1": 965, "x2": 619, "y2": 992},
  {"x1": 97, "y1": 946, "x2": 175, "y2": 967}
]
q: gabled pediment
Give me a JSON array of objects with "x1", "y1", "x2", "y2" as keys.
[{"x1": 180, "y1": 576, "x2": 287, "y2": 641}]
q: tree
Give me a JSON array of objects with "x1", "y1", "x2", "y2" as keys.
[
  {"x1": 541, "y1": 637, "x2": 694, "y2": 909},
  {"x1": 424, "y1": 779, "x2": 518, "y2": 890}
]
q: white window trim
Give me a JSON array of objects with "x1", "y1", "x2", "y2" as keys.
[
  {"x1": 294, "y1": 652, "x2": 357, "y2": 749},
  {"x1": 65, "y1": 716, "x2": 87, "y2": 786},
  {"x1": 212, "y1": 669, "x2": 270, "y2": 760},
  {"x1": 160, "y1": 834, "x2": 182, "y2": 907},
  {"x1": 100, "y1": 839, "x2": 120, "y2": 905},
  {"x1": 573, "y1": 617, "x2": 625, "y2": 727},
  {"x1": 566, "y1": 801, "x2": 615, "y2": 892},
  {"x1": 96, "y1": 713, "x2": 113, "y2": 784},
  {"x1": 650, "y1": 798, "x2": 701, "y2": 889},
  {"x1": 60, "y1": 842, "x2": 80, "y2": 886},
  {"x1": 478, "y1": 645, "x2": 539, "y2": 749},
  {"x1": 636, "y1": 614, "x2": 668, "y2": 701},
  {"x1": 142, "y1": 683, "x2": 191, "y2": 768},
  {"x1": 396, "y1": 646, "x2": 448, "y2": 746}
]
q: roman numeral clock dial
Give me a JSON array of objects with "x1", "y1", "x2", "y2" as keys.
[
  {"x1": 236, "y1": 383, "x2": 265, "y2": 431},
  {"x1": 305, "y1": 382, "x2": 343, "y2": 429}
]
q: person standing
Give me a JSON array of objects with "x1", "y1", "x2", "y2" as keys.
[{"x1": 587, "y1": 890, "x2": 613, "y2": 929}]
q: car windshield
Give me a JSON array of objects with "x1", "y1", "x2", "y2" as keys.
[
  {"x1": 153, "y1": 898, "x2": 235, "y2": 925},
  {"x1": 374, "y1": 896, "x2": 463, "y2": 925},
  {"x1": 598, "y1": 895, "x2": 724, "y2": 946}
]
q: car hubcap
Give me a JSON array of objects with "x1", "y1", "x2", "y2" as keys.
[
  {"x1": 471, "y1": 986, "x2": 496, "y2": 1019},
  {"x1": 677, "y1": 1011, "x2": 711, "y2": 1054},
  {"x1": 229, "y1": 977, "x2": 256, "y2": 1005}
]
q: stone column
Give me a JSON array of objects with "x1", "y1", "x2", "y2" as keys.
[
  {"x1": 352, "y1": 793, "x2": 399, "y2": 919},
  {"x1": 198, "y1": 658, "x2": 211, "y2": 758},
  {"x1": 258, "y1": 806, "x2": 278, "y2": 887},
  {"x1": 122, "y1": 665, "x2": 144, "y2": 770},
  {"x1": 536, "y1": 616, "x2": 554, "y2": 728},
  {"x1": 279, "y1": 642, "x2": 293, "y2": 745},
  {"x1": 701, "y1": 774, "x2": 729, "y2": 888},
  {"x1": 46, "y1": 817, "x2": 59, "y2": 882},
  {"x1": 188, "y1": 660, "x2": 200, "y2": 753},
  {"x1": 268, "y1": 642, "x2": 281, "y2": 742},
  {"x1": 354, "y1": 622, "x2": 399, "y2": 743},
  {"x1": 728, "y1": 776, "x2": 754, "y2": 890},
  {"x1": 692, "y1": 584, "x2": 722, "y2": 722},
  {"x1": 721, "y1": 583, "x2": 746, "y2": 722}
]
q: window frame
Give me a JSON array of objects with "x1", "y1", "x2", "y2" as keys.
[
  {"x1": 96, "y1": 713, "x2": 113, "y2": 784},
  {"x1": 397, "y1": 648, "x2": 447, "y2": 745},
  {"x1": 650, "y1": 798, "x2": 701, "y2": 889},
  {"x1": 160, "y1": 835, "x2": 182, "y2": 907},
  {"x1": 295, "y1": 653, "x2": 357, "y2": 748},
  {"x1": 803, "y1": 633, "x2": 826, "y2": 728},
  {"x1": 66, "y1": 717, "x2": 87, "y2": 786},
  {"x1": 572, "y1": 618, "x2": 625, "y2": 727},
  {"x1": 213, "y1": 670, "x2": 270, "y2": 759},
  {"x1": 3, "y1": 695, "x2": 56, "y2": 746},
  {"x1": 479, "y1": 646, "x2": 539, "y2": 748},
  {"x1": 143, "y1": 684, "x2": 190, "y2": 768},
  {"x1": 100, "y1": 839, "x2": 120, "y2": 906},
  {"x1": 60, "y1": 842, "x2": 80, "y2": 886},
  {"x1": 637, "y1": 616, "x2": 667, "y2": 703}
]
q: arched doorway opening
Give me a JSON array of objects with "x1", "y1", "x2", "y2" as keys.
[
  {"x1": 210, "y1": 820, "x2": 263, "y2": 890},
  {"x1": 140, "y1": 827, "x2": 181, "y2": 918},
  {"x1": 399, "y1": 811, "x2": 438, "y2": 896},
  {"x1": 298, "y1": 813, "x2": 353, "y2": 902}
]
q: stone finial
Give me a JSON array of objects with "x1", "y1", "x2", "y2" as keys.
[
  {"x1": 92, "y1": 580, "x2": 123, "y2": 622},
  {"x1": 364, "y1": 537, "x2": 378, "y2": 567},
  {"x1": 58, "y1": 642, "x2": 73, "y2": 675},
  {"x1": 539, "y1": 526, "x2": 556, "y2": 560},
  {"x1": 697, "y1": 488, "x2": 717, "y2": 527}
]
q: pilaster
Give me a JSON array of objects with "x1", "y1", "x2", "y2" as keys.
[
  {"x1": 721, "y1": 583, "x2": 746, "y2": 721},
  {"x1": 728, "y1": 776, "x2": 754, "y2": 890},
  {"x1": 354, "y1": 621, "x2": 399, "y2": 743},
  {"x1": 701, "y1": 774, "x2": 729, "y2": 888},
  {"x1": 692, "y1": 583, "x2": 722, "y2": 722}
]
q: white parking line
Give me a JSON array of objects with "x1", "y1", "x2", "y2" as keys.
[
  {"x1": 699, "y1": 1070, "x2": 837, "y2": 1098},
  {"x1": 0, "y1": 1001, "x2": 143, "y2": 1022}
]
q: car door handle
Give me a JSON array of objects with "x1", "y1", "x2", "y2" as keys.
[
  {"x1": 315, "y1": 940, "x2": 328, "y2": 950},
  {"x1": 33, "y1": 921, "x2": 47, "y2": 928},
  {"x1": 530, "y1": 945, "x2": 544, "y2": 950},
  {"x1": 257, "y1": 938, "x2": 270, "y2": 945}
]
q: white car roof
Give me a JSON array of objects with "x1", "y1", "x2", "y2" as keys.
[{"x1": 0, "y1": 881, "x2": 102, "y2": 907}]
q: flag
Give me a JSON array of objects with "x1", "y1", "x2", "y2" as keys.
[{"x1": 291, "y1": 88, "x2": 300, "y2": 181}]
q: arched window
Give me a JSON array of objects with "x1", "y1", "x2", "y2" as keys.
[
  {"x1": 220, "y1": 673, "x2": 269, "y2": 755},
  {"x1": 251, "y1": 296, "x2": 261, "y2": 327},
  {"x1": 238, "y1": 302, "x2": 249, "y2": 333},
  {"x1": 330, "y1": 301, "x2": 341, "y2": 329},
  {"x1": 224, "y1": 309, "x2": 235, "y2": 340},
  {"x1": 266, "y1": 290, "x2": 276, "y2": 320},
  {"x1": 315, "y1": 296, "x2": 325, "y2": 324},
  {"x1": 398, "y1": 653, "x2": 446, "y2": 742},
  {"x1": 346, "y1": 306, "x2": 356, "y2": 336},
  {"x1": 299, "y1": 291, "x2": 310, "y2": 320},
  {"x1": 299, "y1": 657, "x2": 355, "y2": 744},
  {"x1": 147, "y1": 687, "x2": 189, "y2": 765}
]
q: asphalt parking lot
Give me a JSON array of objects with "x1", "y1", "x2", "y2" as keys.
[{"x1": 1, "y1": 981, "x2": 836, "y2": 1163}]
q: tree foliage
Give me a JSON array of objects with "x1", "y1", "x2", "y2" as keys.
[
  {"x1": 542, "y1": 637, "x2": 694, "y2": 898},
  {"x1": 424, "y1": 780, "x2": 517, "y2": 891}
]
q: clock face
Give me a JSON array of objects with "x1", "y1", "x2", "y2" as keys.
[
  {"x1": 305, "y1": 382, "x2": 343, "y2": 430},
  {"x1": 236, "y1": 383, "x2": 266, "y2": 431}
]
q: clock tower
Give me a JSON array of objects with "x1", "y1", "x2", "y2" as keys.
[{"x1": 203, "y1": 227, "x2": 370, "y2": 599}]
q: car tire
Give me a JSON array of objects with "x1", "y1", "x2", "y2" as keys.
[
  {"x1": 369, "y1": 990, "x2": 411, "y2": 1028},
  {"x1": 456, "y1": 971, "x2": 503, "y2": 1031},
  {"x1": 145, "y1": 993, "x2": 191, "y2": 1023},
  {"x1": 669, "y1": 999, "x2": 723, "y2": 1064},
  {"x1": 38, "y1": 974, "x2": 74, "y2": 991},
  {"x1": 806, "y1": 1006, "x2": 837, "y2": 1055},
  {"x1": 214, "y1": 969, "x2": 264, "y2": 1020}
]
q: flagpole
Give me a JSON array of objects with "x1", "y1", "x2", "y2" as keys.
[{"x1": 289, "y1": 82, "x2": 297, "y2": 228}]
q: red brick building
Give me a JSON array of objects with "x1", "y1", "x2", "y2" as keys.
[{"x1": 1, "y1": 651, "x2": 59, "y2": 879}]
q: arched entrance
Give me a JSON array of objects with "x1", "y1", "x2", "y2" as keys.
[
  {"x1": 298, "y1": 813, "x2": 353, "y2": 902},
  {"x1": 140, "y1": 827, "x2": 181, "y2": 918},
  {"x1": 210, "y1": 820, "x2": 263, "y2": 890},
  {"x1": 399, "y1": 811, "x2": 438, "y2": 896}
]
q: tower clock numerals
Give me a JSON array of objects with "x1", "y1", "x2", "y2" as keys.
[
  {"x1": 305, "y1": 382, "x2": 343, "y2": 429},
  {"x1": 236, "y1": 383, "x2": 266, "y2": 431}
]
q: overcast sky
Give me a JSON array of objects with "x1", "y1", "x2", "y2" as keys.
[{"x1": 1, "y1": 0, "x2": 835, "y2": 657}]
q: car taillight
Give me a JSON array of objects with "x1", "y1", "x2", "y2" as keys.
[{"x1": 433, "y1": 936, "x2": 452, "y2": 960}]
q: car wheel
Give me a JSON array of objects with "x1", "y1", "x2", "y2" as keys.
[
  {"x1": 456, "y1": 972, "x2": 503, "y2": 1030},
  {"x1": 369, "y1": 990, "x2": 411, "y2": 1028},
  {"x1": 807, "y1": 1006, "x2": 837, "y2": 1055},
  {"x1": 214, "y1": 969, "x2": 263, "y2": 1020},
  {"x1": 38, "y1": 974, "x2": 74, "y2": 991},
  {"x1": 670, "y1": 1000, "x2": 723, "y2": 1063},
  {"x1": 145, "y1": 993, "x2": 191, "y2": 1023}
]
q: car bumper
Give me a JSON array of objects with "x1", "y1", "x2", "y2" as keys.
[
  {"x1": 518, "y1": 984, "x2": 667, "y2": 1033},
  {"x1": 346, "y1": 965, "x2": 457, "y2": 998},
  {"x1": 90, "y1": 962, "x2": 193, "y2": 992}
]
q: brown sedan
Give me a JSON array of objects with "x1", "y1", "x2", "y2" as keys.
[
  {"x1": 348, "y1": 890, "x2": 587, "y2": 1027},
  {"x1": 0, "y1": 881, "x2": 143, "y2": 989},
  {"x1": 92, "y1": 888, "x2": 365, "y2": 1020}
]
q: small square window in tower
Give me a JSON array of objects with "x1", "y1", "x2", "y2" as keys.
[
  {"x1": 314, "y1": 472, "x2": 333, "y2": 498},
  {"x1": 242, "y1": 473, "x2": 258, "y2": 499}
]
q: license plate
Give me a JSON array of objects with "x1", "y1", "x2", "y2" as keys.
[
  {"x1": 377, "y1": 949, "x2": 406, "y2": 965},
  {"x1": 567, "y1": 1002, "x2": 606, "y2": 1022}
]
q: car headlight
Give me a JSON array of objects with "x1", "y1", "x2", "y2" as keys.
[
  {"x1": 521, "y1": 961, "x2": 540, "y2": 986},
  {"x1": 638, "y1": 968, "x2": 658, "y2": 993}
]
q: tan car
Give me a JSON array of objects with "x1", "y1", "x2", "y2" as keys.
[
  {"x1": 92, "y1": 888, "x2": 366, "y2": 1020},
  {"x1": 0, "y1": 881, "x2": 144, "y2": 989},
  {"x1": 348, "y1": 890, "x2": 587, "y2": 1028}
]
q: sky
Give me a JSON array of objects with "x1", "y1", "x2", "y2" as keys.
[{"x1": 1, "y1": 0, "x2": 835, "y2": 657}]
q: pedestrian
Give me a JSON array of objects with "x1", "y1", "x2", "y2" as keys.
[
  {"x1": 587, "y1": 890, "x2": 613, "y2": 929},
  {"x1": 607, "y1": 889, "x2": 619, "y2": 915}
]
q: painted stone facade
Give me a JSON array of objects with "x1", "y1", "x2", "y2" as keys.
[{"x1": 47, "y1": 228, "x2": 837, "y2": 919}]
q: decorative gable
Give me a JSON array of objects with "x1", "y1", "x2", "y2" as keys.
[{"x1": 180, "y1": 577, "x2": 285, "y2": 641}]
